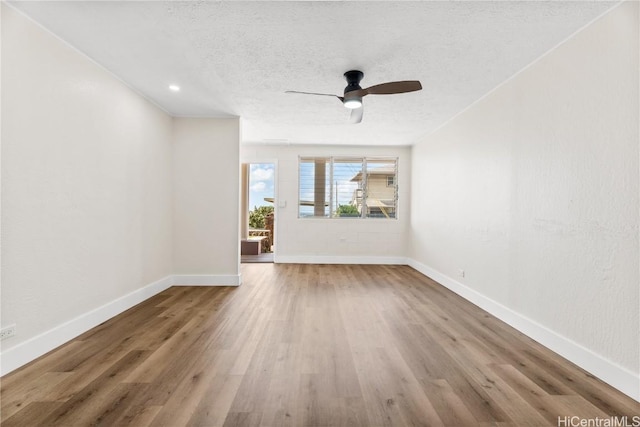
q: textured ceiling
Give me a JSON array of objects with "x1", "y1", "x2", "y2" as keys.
[{"x1": 9, "y1": 1, "x2": 617, "y2": 145}]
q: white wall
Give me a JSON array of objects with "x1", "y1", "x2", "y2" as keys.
[
  {"x1": 173, "y1": 118, "x2": 241, "y2": 283},
  {"x1": 1, "y1": 3, "x2": 174, "y2": 368},
  {"x1": 1, "y1": 8, "x2": 243, "y2": 373},
  {"x1": 410, "y1": 1, "x2": 639, "y2": 400},
  {"x1": 241, "y1": 144, "x2": 410, "y2": 263}
]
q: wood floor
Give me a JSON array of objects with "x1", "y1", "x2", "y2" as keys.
[{"x1": 2, "y1": 264, "x2": 638, "y2": 426}]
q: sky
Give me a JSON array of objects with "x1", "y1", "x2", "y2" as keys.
[
  {"x1": 249, "y1": 163, "x2": 275, "y2": 209},
  {"x1": 250, "y1": 161, "x2": 393, "y2": 216}
]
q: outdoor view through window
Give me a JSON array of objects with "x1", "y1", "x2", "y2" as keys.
[
  {"x1": 299, "y1": 157, "x2": 398, "y2": 219},
  {"x1": 248, "y1": 163, "x2": 275, "y2": 254}
]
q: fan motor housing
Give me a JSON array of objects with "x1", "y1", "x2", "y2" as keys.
[{"x1": 343, "y1": 70, "x2": 364, "y2": 95}]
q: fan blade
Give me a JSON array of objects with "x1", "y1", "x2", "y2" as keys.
[
  {"x1": 350, "y1": 81, "x2": 422, "y2": 97},
  {"x1": 350, "y1": 106, "x2": 363, "y2": 124},
  {"x1": 286, "y1": 90, "x2": 343, "y2": 102}
]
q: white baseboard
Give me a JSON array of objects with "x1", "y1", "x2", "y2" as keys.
[
  {"x1": 0, "y1": 273, "x2": 242, "y2": 376},
  {"x1": 274, "y1": 255, "x2": 407, "y2": 265},
  {"x1": 0, "y1": 275, "x2": 173, "y2": 376},
  {"x1": 3, "y1": 261, "x2": 637, "y2": 403},
  {"x1": 407, "y1": 258, "x2": 640, "y2": 402},
  {"x1": 172, "y1": 274, "x2": 242, "y2": 286}
]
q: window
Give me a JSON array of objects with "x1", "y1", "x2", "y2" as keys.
[{"x1": 298, "y1": 157, "x2": 398, "y2": 219}]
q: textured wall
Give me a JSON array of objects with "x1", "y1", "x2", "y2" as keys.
[
  {"x1": 1, "y1": 5, "x2": 174, "y2": 349},
  {"x1": 241, "y1": 144, "x2": 410, "y2": 261},
  {"x1": 411, "y1": 1, "x2": 639, "y2": 375},
  {"x1": 172, "y1": 118, "x2": 240, "y2": 276}
]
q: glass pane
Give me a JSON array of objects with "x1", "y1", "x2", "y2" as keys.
[
  {"x1": 299, "y1": 157, "x2": 330, "y2": 217},
  {"x1": 365, "y1": 159, "x2": 397, "y2": 218},
  {"x1": 331, "y1": 158, "x2": 362, "y2": 218}
]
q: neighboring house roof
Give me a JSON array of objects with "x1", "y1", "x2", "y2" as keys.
[{"x1": 350, "y1": 167, "x2": 395, "y2": 182}]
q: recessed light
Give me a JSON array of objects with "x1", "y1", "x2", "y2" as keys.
[{"x1": 169, "y1": 85, "x2": 180, "y2": 92}]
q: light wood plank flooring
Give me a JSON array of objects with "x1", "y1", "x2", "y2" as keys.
[{"x1": 2, "y1": 264, "x2": 638, "y2": 426}]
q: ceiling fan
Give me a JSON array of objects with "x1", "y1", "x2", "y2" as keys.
[{"x1": 286, "y1": 70, "x2": 422, "y2": 124}]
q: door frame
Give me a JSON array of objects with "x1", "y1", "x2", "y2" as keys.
[{"x1": 240, "y1": 159, "x2": 278, "y2": 261}]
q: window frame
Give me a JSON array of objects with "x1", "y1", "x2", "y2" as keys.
[
  {"x1": 387, "y1": 176, "x2": 395, "y2": 187},
  {"x1": 297, "y1": 156, "x2": 398, "y2": 220}
]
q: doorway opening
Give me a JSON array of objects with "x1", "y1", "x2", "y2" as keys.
[{"x1": 241, "y1": 162, "x2": 275, "y2": 263}]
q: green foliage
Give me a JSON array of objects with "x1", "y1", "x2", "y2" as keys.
[
  {"x1": 249, "y1": 205, "x2": 274, "y2": 229},
  {"x1": 336, "y1": 204, "x2": 359, "y2": 217}
]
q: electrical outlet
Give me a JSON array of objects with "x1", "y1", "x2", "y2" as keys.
[
  {"x1": 458, "y1": 269, "x2": 465, "y2": 278},
  {"x1": 0, "y1": 324, "x2": 16, "y2": 340}
]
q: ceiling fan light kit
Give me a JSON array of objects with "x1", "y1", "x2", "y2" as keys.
[
  {"x1": 343, "y1": 97, "x2": 363, "y2": 109},
  {"x1": 286, "y1": 70, "x2": 422, "y2": 124}
]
